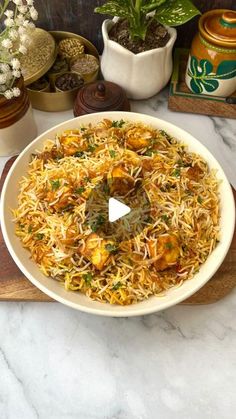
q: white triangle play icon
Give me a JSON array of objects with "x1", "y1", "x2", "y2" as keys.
[{"x1": 108, "y1": 197, "x2": 131, "y2": 222}]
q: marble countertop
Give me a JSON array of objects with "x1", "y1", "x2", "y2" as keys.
[{"x1": 0, "y1": 91, "x2": 236, "y2": 419}]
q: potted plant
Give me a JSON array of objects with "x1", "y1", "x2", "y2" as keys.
[
  {"x1": 95, "y1": 0, "x2": 200, "y2": 99},
  {"x1": 0, "y1": 0, "x2": 38, "y2": 156}
]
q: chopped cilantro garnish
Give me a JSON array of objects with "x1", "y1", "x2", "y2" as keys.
[
  {"x1": 165, "y1": 242, "x2": 173, "y2": 250},
  {"x1": 80, "y1": 127, "x2": 87, "y2": 132},
  {"x1": 36, "y1": 233, "x2": 44, "y2": 240},
  {"x1": 91, "y1": 214, "x2": 105, "y2": 232},
  {"x1": 103, "y1": 183, "x2": 110, "y2": 194},
  {"x1": 172, "y1": 168, "x2": 181, "y2": 177},
  {"x1": 111, "y1": 119, "x2": 125, "y2": 128},
  {"x1": 88, "y1": 144, "x2": 96, "y2": 153},
  {"x1": 75, "y1": 186, "x2": 85, "y2": 195},
  {"x1": 74, "y1": 151, "x2": 84, "y2": 158},
  {"x1": 18, "y1": 223, "x2": 24, "y2": 230},
  {"x1": 109, "y1": 150, "x2": 116, "y2": 158},
  {"x1": 161, "y1": 215, "x2": 169, "y2": 223},
  {"x1": 28, "y1": 225, "x2": 33, "y2": 233},
  {"x1": 197, "y1": 196, "x2": 203, "y2": 204},
  {"x1": 160, "y1": 130, "x2": 172, "y2": 143},
  {"x1": 144, "y1": 216, "x2": 153, "y2": 224},
  {"x1": 83, "y1": 272, "x2": 93, "y2": 285},
  {"x1": 112, "y1": 281, "x2": 122, "y2": 290},
  {"x1": 145, "y1": 150, "x2": 153, "y2": 157},
  {"x1": 105, "y1": 243, "x2": 118, "y2": 253},
  {"x1": 50, "y1": 179, "x2": 60, "y2": 190}
]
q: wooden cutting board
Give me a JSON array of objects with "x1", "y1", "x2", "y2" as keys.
[{"x1": 0, "y1": 157, "x2": 236, "y2": 304}]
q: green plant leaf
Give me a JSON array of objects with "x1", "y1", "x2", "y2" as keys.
[
  {"x1": 155, "y1": 0, "x2": 200, "y2": 26},
  {"x1": 216, "y1": 61, "x2": 236, "y2": 80},
  {"x1": 95, "y1": 1, "x2": 131, "y2": 18},
  {"x1": 141, "y1": 0, "x2": 167, "y2": 13}
]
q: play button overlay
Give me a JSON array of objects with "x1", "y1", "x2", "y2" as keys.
[
  {"x1": 85, "y1": 177, "x2": 151, "y2": 243},
  {"x1": 109, "y1": 198, "x2": 131, "y2": 222}
]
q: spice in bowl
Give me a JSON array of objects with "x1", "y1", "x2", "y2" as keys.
[
  {"x1": 48, "y1": 57, "x2": 69, "y2": 75},
  {"x1": 58, "y1": 38, "x2": 84, "y2": 60},
  {"x1": 55, "y1": 72, "x2": 84, "y2": 92},
  {"x1": 28, "y1": 77, "x2": 50, "y2": 92},
  {"x1": 70, "y1": 54, "x2": 99, "y2": 82}
]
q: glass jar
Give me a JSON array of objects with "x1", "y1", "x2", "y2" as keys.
[{"x1": 185, "y1": 9, "x2": 236, "y2": 97}]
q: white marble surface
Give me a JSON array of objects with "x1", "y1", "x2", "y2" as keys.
[{"x1": 0, "y1": 91, "x2": 236, "y2": 419}]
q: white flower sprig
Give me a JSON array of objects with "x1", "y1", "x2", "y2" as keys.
[{"x1": 0, "y1": 0, "x2": 38, "y2": 99}]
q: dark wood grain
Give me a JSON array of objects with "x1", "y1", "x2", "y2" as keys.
[
  {"x1": 0, "y1": 157, "x2": 235, "y2": 303},
  {"x1": 34, "y1": 0, "x2": 236, "y2": 53}
]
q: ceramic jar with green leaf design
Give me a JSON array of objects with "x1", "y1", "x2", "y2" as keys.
[{"x1": 185, "y1": 9, "x2": 236, "y2": 97}]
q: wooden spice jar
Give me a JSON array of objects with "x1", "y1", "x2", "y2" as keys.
[
  {"x1": 73, "y1": 81, "x2": 130, "y2": 116},
  {"x1": 0, "y1": 78, "x2": 37, "y2": 156},
  {"x1": 185, "y1": 9, "x2": 236, "y2": 97}
]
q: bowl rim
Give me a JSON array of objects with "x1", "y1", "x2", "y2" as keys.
[{"x1": 1, "y1": 111, "x2": 235, "y2": 316}]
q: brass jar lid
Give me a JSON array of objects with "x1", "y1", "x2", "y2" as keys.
[
  {"x1": 199, "y1": 9, "x2": 236, "y2": 47},
  {"x1": 20, "y1": 28, "x2": 57, "y2": 85},
  {"x1": 74, "y1": 81, "x2": 130, "y2": 116}
]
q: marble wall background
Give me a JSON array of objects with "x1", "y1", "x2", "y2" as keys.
[{"x1": 35, "y1": 0, "x2": 236, "y2": 53}]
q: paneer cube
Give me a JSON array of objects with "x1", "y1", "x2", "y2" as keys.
[
  {"x1": 148, "y1": 234, "x2": 180, "y2": 271},
  {"x1": 79, "y1": 233, "x2": 115, "y2": 270},
  {"x1": 125, "y1": 127, "x2": 154, "y2": 151},
  {"x1": 60, "y1": 133, "x2": 88, "y2": 156},
  {"x1": 108, "y1": 164, "x2": 134, "y2": 195}
]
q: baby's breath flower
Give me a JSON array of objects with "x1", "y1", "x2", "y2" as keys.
[
  {"x1": 15, "y1": 14, "x2": 25, "y2": 25},
  {"x1": 0, "y1": 63, "x2": 10, "y2": 72},
  {"x1": 4, "y1": 89, "x2": 14, "y2": 99},
  {"x1": 0, "y1": 74, "x2": 7, "y2": 84},
  {"x1": 18, "y1": 26, "x2": 26, "y2": 35},
  {"x1": 12, "y1": 69, "x2": 21, "y2": 78},
  {"x1": 30, "y1": 7, "x2": 38, "y2": 20},
  {"x1": 4, "y1": 17, "x2": 14, "y2": 27},
  {"x1": 11, "y1": 58, "x2": 21, "y2": 70},
  {"x1": 4, "y1": 10, "x2": 14, "y2": 18},
  {"x1": 13, "y1": 0, "x2": 23, "y2": 5},
  {"x1": 19, "y1": 44, "x2": 27, "y2": 54},
  {"x1": 18, "y1": 5, "x2": 28, "y2": 14},
  {"x1": 13, "y1": 87, "x2": 21, "y2": 97},
  {"x1": 2, "y1": 39, "x2": 13, "y2": 49},
  {"x1": 9, "y1": 29, "x2": 18, "y2": 40}
]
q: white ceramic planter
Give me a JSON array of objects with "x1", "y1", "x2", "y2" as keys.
[
  {"x1": 0, "y1": 106, "x2": 37, "y2": 157},
  {"x1": 101, "y1": 19, "x2": 177, "y2": 100}
]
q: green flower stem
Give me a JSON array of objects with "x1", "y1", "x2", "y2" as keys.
[{"x1": 0, "y1": 0, "x2": 10, "y2": 19}]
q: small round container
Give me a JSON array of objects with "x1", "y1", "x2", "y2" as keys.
[
  {"x1": 58, "y1": 37, "x2": 84, "y2": 60},
  {"x1": 74, "y1": 81, "x2": 130, "y2": 116},
  {"x1": 20, "y1": 28, "x2": 57, "y2": 86},
  {"x1": 54, "y1": 72, "x2": 84, "y2": 92},
  {"x1": 27, "y1": 31, "x2": 99, "y2": 112},
  {"x1": 185, "y1": 9, "x2": 236, "y2": 97},
  {"x1": 28, "y1": 77, "x2": 50, "y2": 92},
  {"x1": 47, "y1": 57, "x2": 69, "y2": 88},
  {"x1": 70, "y1": 54, "x2": 99, "y2": 83}
]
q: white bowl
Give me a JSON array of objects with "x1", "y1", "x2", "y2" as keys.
[{"x1": 1, "y1": 112, "x2": 235, "y2": 316}]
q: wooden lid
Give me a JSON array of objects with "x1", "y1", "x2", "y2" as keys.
[
  {"x1": 74, "y1": 81, "x2": 130, "y2": 116},
  {"x1": 199, "y1": 9, "x2": 236, "y2": 47}
]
